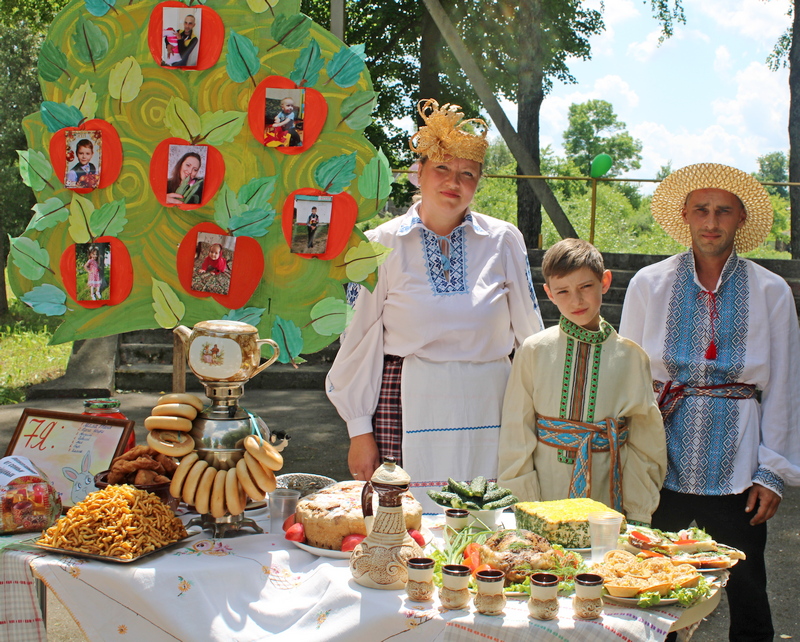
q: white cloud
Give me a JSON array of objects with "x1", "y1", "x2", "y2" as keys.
[
  {"x1": 689, "y1": 0, "x2": 788, "y2": 44},
  {"x1": 595, "y1": 75, "x2": 639, "y2": 107},
  {"x1": 714, "y1": 46, "x2": 732, "y2": 74},
  {"x1": 627, "y1": 28, "x2": 664, "y2": 62}
]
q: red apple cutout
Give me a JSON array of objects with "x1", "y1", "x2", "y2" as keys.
[
  {"x1": 281, "y1": 188, "x2": 358, "y2": 261},
  {"x1": 149, "y1": 138, "x2": 224, "y2": 210},
  {"x1": 49, "y1": 120, "x2": 123, "y2": 194},
  {"x1": 60, "y1": 237, "x2": 133, "y2": 308},
  {"x1": 176, "y1": 222, "x2": 264, "y2": 309},
  {"x1": 248, "y1": 76, "x2": 328, "y2": 155},
  {"x1": 147, "y1": 2, "x2": 224, "y2": 70}
]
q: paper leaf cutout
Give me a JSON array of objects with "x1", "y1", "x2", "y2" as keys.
[
  {"x1": 68, "y1": 194, "x2": 95, "y2": 244},
  {"x1": 84, "y1": 0, "x2": 117, "y2": 17},
  {"x1": 152, "y1": 279, "x2": 185, "y2": 328},
  {"x1": 246, "y1": 0, "x2": 276, "y2": 13},
  {"x1": 164, "y1": 97, "x2": 201, "y2": 140},
  {"x1": 108, "y1": 57, "x2": 143, "y2": 107},
  {"x1": 40, "y1": 101, "x2": 83, "y2": 133},
  {"x1": 90, "y1": 198, "x2": 127, "y2": 237},
  {"x1": 9, "y1": 236, "x2": 52, "y2": 281},
  {"x1": 270, "y1": 14, "x2": 311, "y2": 50},
  {"x1": 222, "y1": 306, "x2": 266, "y2": 325},
  {"x1": 65, "y1": 81, "x2": 98, "y2": 120},
  {"x1": 272, "y1": 315, "x2": 303, "y2": 364},
  {"x1": 38, "y1": 40, "x2": 70, "y2": 82},
  {"x1": 358, "y1": 148, "x2": 393, "y2": 209},
  {"x1": 326, "y1": 44, "x2": 366, "y2": 88},
  {"x1": 314, "y1": 152, "x2": 357, "y2": 194},
  {"x1": 199, "y1": 110, "x2": 247, "y2": 146},
  {"x1": 17, "y1": 149, "x2": 54, "y2": 191},
  {"x1": 213, "y1": 183, "x2": 243, "y2": 230},
  {"x1": 310, "y1": 297, "x2": 353, "y2": 336},
  {"x1": 340, "y1": 90, "x2": 377, "y2": 130},
  {"x1": 27, "y1": 198, "x2": 69, "y2": 232},
  {"x1": 237, "y1": 177, "x2": 277, "y2": 211},
  {"x1": 20, "y1": 284, "x2": 67, "y2": 316},
  {"x1": 71, "y1": 17, "x2": 109, "y2": 73},
  {"x1": 226, "y1": 31, "x2": 260, "y2": 86},
  {"x1": 343, "y1": 241, "x2": 392, "y2": 282},
  {"x1": 228, "y1": 208, "x2": 275, "y2": 238},
  {"x1": 290, "y1": 39, "x2": 324, "y2": 87}
]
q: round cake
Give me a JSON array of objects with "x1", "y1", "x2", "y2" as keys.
[{"x1": 295, "y1": 480, "x2": 422, "y2": 550}]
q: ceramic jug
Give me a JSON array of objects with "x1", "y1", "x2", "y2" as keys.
[
  {"x1": 173, "y1": 320, "x2": 279, "y2": 383},
  {"x1": 349, "y1": 459, "x2": 423, "y2": 590}
]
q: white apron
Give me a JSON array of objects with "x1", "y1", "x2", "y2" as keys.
[{"x1": 400, "y1": 356, "x2": 511, "y2": 514}]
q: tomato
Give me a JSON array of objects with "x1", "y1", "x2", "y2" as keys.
[
  {"x1": 341, "y1": 534, "x2": 366, "y2": 552},
  {"x1": 637, "y1": 550, "x2": 667, "y2": 558},
  {"x1": 284, "y1": 523, "x2": 306, "y2": 542},
  {"x1": 282, "y1": 514, "x2": 296, "y2": 532},
  {"x1": 473, "y1": 563, "x2": 494, "y2": 577},
  {"x1": 631, "y1": 531, "x2": 654, "y2": 543},
  {"x1": 408, "y1": 529, "x2": 425, "y2": 547},
  {"x1": 463, "y1": 542, "x2": 482, "y2": 573}
]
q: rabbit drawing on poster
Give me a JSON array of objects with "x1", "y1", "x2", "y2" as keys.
[{"x1": 63, "y1": 452, "x2": 96, "y2": 504}]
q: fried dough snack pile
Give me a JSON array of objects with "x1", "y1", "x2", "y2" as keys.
[
  {"x1": 38, "y1": 485, "x2": 187, "y2": 559},
  {"x1": 107, "y1": 445, "x2": 178, "y2": 485},
  {"x1": 592, "y1": 550, "x2": 701, "y2": 597}
]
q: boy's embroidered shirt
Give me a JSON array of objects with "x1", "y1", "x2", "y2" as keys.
[{"x1": 619, "y1": 250, "x2": 800, "y2": 496}]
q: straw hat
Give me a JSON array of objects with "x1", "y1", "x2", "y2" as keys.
[
  {"x1": 409, "y1": 99, "x2": 488, "y2": 164},
  {"x1": 651, "y1": 163, "x2": 773, "y2": 253}
]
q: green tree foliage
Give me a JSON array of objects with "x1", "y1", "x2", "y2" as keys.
[
  {"x1": 563, "y1": 99, "x2": 643, "y2": 177},
  {"x1": 755, "y1": 150, "x2": 788, "y2": 197},
  {"x1": 0, "y1": 0, "x2": 69, "y2": 30}
]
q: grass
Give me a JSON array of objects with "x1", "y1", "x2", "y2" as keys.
[{"x1": 1, "y1": 272, "x2": 72, "y2": 404}]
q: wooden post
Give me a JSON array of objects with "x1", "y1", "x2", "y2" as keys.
[
  {"x1": 589, "y1": 178, "x2": 598, "y2": 245},
  {"x1": 172, "y1": 332, "x2": 186, "y2": 393},
  {"x1": 330, "y1": 0, "x2": 345, "y2": 42},
  {"x1": 421, "y1": 0, "x2": 577, "y2": 239}
]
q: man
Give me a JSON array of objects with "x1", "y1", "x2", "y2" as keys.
[
  {"x1": 619, "y1": 163, "x2": 800, "y2": 641},
  {"x1": 306, "y1": 206, "x2": 319, "y2": 249}
]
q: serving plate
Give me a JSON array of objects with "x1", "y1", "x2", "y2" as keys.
[
  {"x1": 290, "y1": 527, "x2": 433, "y2": 559},
  {"x1": 603, "y1": 594, "x2": 679, "y2": 607}
]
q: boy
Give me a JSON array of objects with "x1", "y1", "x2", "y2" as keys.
[
  {"x1": 65, "y1": 139, "x2": 97, "y2": 186},
  {"x1": 272, "y1": 97, "x2": 302, "y2": 147},
  {"x1": 497, "y1": 239, "x2": 666, "y2": 525}
]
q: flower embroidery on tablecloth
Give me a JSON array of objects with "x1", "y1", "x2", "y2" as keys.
[
  {"x1": 117, "y1": 625, "x2": 127, "y2": 634},
  {"x1": 265, "y1": 564, "x2": 303, "y2": 589},
  {"x1": 316, "y1": 610, "x2": 330, "y2": 628},
  {"x1": 174, "y1": 539, "x2": 232, "y2": 556},
  {"x1": 177, "y1": 576, "x2": 193, "y2": 596}
]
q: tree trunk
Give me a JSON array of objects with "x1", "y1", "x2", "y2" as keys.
[
  {"x1": 419, "y1": 1, "x2": 453, "y2": 122},
  {"x1": 0, "y1": 234, "x2": 8, "y2": 315},
  {"x1": 790, "y1": 0, "x2": 800, "y2": 259},
  {"x1": 516, "y1": 0, "x2": 544, "y2": 249}
]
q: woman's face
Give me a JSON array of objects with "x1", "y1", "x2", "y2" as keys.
[
  {"x1": 180, "y1": 156, "x2": 201, "y2": 180},
  {"x1": 417, "y1": 157, "x2": 481, "y2": 220},
  {"x1": 184, "y1": 16, "x2": 195, "y2": 32}
]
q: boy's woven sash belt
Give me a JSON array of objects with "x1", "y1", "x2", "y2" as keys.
[{"x1": 654, "y1": 380, "x2": 758, "y2": 421}]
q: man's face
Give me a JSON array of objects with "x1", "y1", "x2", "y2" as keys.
[
  {"x1": 77, "y1": 146, "x2": 93, "y2": 165},
  {"x1": 681, "y1": 188, "x2": 746, "y2": 259}
]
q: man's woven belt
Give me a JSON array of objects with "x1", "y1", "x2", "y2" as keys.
[{"x1": 654, "y1": 380, "x2": 758, "y2": 422}]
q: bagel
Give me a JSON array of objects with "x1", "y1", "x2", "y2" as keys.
[
  {"x1": 244, "y1": 452, "x2": 277, "y2": 493},
  {"x1": 147, "y1": 430, "x2": 195, "y2": 458},
  {"x1": 182, "y1": 459, "x2": 209, "y2": 505},
  {"x1": 152, "y1": 403, "x2": 198, "y2": 420},
  {"x1": 210, "y1": 469, "x2": 228, "y2": 518},
  {"x1": 157, "y1": 393, "x2": 204, "y2": 412},
  {"x1": 225, "y1": 468, "x2": 244, "y2": 516},
  {"x1": 243, "y1": 435, "x2": 283, "y2": 471},
  {"x1": 194, "y1": 466, "x2": 217, "y2": 515},
  {"x1": 236, "y1": 457, "x2": 265, "y2": 502},
  {"x1": 144, "y1": 415, "x2": 193, "y2": 432},
  {"x1": 169, "y1": 452, "x2": 199, "y2": 499}
]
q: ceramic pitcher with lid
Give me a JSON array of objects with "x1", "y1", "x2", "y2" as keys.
[
  {"x1": 173, "y1": 320, "x2": 279, "y2": 383},
  {"x1": 349, "y1": 459, "x2": 423, "y2": 590}
]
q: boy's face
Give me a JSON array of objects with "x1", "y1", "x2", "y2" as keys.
[
  {"x1": 77, "y1": 145, "x2": 93, "y2": 165},
  {"x1": 544, "y1": 266, "x2": 612, "y2": 331},
  {"x1": 282, "y1": 100, "x2": 294, "y2": 113}
]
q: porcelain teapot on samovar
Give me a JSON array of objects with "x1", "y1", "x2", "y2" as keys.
[{"x1": 349, "y1": 459, "x2": 423, "y2": 590}]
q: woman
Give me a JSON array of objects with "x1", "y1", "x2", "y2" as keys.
[
  {"x1": 326, "y1": 99, "x2": 543, "y2": 511},
  {"x1": 169, "y1": 14, "x2": 198, "y2": 67},
  {"x1": 166, "y1": 151, "x2": 204, "y2": 205}
]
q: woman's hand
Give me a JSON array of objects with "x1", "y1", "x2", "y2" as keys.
[
  {"x1": 348, "y1": 433, "x2": 380, "y2": 482},
  {"x1": 165, "y1": 192, "x2": 184, "y2": 205}
]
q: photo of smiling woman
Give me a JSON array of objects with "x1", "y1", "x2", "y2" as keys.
[{"x1": 166, "y1": 145, "x2": 207, "y2": 205}]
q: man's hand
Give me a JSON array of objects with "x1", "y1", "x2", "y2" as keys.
[
  {"x1": 745, "y1": 484, "x2": 781, "y2": 525},
  {"x1": 348, "y1": 433, "x2": 381, "y2": 482}
]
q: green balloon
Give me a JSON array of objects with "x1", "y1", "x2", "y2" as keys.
[{"x1": 590, "y1": 153, "x2": 613, "y2": 178}]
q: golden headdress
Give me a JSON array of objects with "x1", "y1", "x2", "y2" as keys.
[{"x1": 408, "y1": 99, "x2": 488, "y2": 164}]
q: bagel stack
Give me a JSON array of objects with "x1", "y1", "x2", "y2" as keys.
[{"x1": 148, "y1": 394, "x2": 284, "y2": 517}]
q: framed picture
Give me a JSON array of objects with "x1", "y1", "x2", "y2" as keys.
[
  {"x1": 191, "y1": 231, "x2": 235, "y2": 295},
  {"x1": 64, "y1": 130, "x2": 102, "y2": 189},
  {"x1": 264, "y1": 88, "x2": 305, "y2": 147},
  {"x1": 291, "y1": 194, "x2": 332, "y2": 254},
  {"x1": 4, "y1": 409, "x2": 134, "y2": 508},
  {"x1": 75, "y1": 242, "x2": 111, "y2": 301},
  {"x1": 161, "y1": 6, "x2": 202, "y2": 67},
  {"x1": 166, "y1": 144, "x2": 208, "y2": 206}
]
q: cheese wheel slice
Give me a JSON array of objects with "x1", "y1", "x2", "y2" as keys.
[
  {"x1": 194, "y1": 466, "x2": 217, "y2": 515},
  {"x1": 157, "y1": 393, "x2": 204, "y2": 412},
  {"x1": 210, "y1": 469, "x2": 228, "y2": 518},
  {"x1": 169, "y1": 452, "x2": 199, "y2": 499},
  {"x1": 144, "y1": 415, "x2": 193, "y2": 432},
  {"x1": 152, "y1": 403, "x2": 198, "y2": 420}
]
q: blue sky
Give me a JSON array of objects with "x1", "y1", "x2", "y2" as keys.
[{"x1": 497, "y1": 0, "x2": 791, "y2": 190}]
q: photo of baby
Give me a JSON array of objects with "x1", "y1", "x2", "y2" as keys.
[
  {"x1": 76, "y1": 242, "x2": 111, "y2": 301},
  {"x1": 166, "y1": 144, "x2": 208, "y2": 205},
  {"x1": 290, "y1": 195, "x2": 332, "y2": 254},
  {"x1": 192, "y1": 232, "x2": 235, "y2": 295},
  {"x1": 264, "y1": 88, "x2": 305, "y2": 147},
  {"x1": 64, "y1": 131, "x2": 102, "y2": 189},
  {"x1": 161, "y1": 7, "x2": 201, "y2": 67}
]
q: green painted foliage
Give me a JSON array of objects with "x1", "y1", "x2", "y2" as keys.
[
  {"x1": 289, "y1": 38, "x2": 324, "y2": 87},
  {"x1": 38, "y1": 40, "x2": 69, "y2": 82},
  {"x1": 314, "y1": 151, "x2": 357, "y2": 194},
  {"x1": 20, "y1": 284, "x2": 68, "y2": 316},
  {"x1": 27, "y1": 198, "x2": 69, "y2": 232},
  {"x1": 9, "y1": 236, "x2": 51, "y2": 281},
  {"x1": 226, "y1": 30, "x2": 260, "y2": 84},
  {"x1": 325, "y1": 43, "x2": 366, "y2": 88}
]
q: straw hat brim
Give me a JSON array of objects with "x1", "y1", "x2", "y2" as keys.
[{"x1": 650, "y1": 163, "x2": 773, "y2": 254}]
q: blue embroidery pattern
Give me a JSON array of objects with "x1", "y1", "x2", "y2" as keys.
[
  {"x1": 345, "y1": 282, "x2": 361, "y2": 308},
  {"x1": 662, "y1": 252, "x2": 748, "y2": 494},
  {"x1": 420, "y1": 226, "x2": 468, "y2": 295},
  {"x1": 523, "y1": 255, "x2": 539, "y2": 311},
  {"x1": 753, "y1": 468, "x2": 785, "y2": 495}
]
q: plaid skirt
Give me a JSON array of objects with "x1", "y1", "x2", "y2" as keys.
[{"x1": 373, "y1": 355, "x2": 404, "y2": 465}]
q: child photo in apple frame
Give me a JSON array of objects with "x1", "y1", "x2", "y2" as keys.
[
  {"x1": 75, "y1": 242, "x2": 111, "y2": 301},
  {"x1": 64, "y1": 131, "x2": 102, "y2": 189},
  {"x1": 264, "y1": 88, "x2": 305, "y2": 147},
  {"x1": 191, "y1": 231, "x2": 235, "y2": 295},
  {"x1": 290, "y1": 194, "x2": 332, "y2": 254},
  {"x1": 162, "y1": 8, "x2": 201, "y2": 67}
]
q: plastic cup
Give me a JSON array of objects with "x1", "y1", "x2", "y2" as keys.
[
  {"x1": 269, "y1": 488, "x2": 301, "y2": 534},
  {"x1": 587, "y1": 511, "x2": 623, "y2": 564}
]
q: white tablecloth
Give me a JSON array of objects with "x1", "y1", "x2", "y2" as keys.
[{"x1": 1, "y1": 509, "x2": 713, "y2": 642}]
